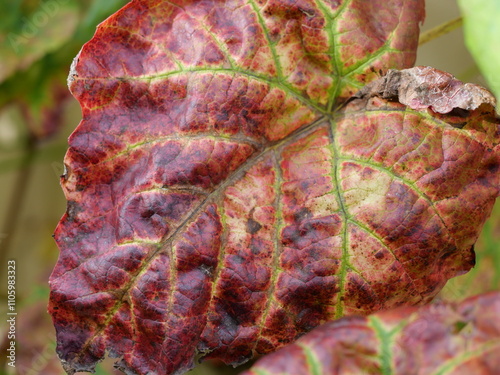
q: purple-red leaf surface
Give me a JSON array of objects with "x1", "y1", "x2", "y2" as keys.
[
  {"x1": 49, "y1": 1, "x2": 500, "y2": 374},
  {"x1": 242, "y1": 292, "x2": 500, "y2": 375}
]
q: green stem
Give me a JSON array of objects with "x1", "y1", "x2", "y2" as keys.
[
  {"x1": 0, "y1": 135, "x2": 36, "y2": 271},
  {"x1": 419, "y1": 17, "x2": 463, "y2": 46}
]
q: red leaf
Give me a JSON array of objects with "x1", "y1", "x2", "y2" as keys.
[
  {"x1": 48, "y1": 1, "x2": 500, "y2": 374},
  {"x1": 242, "y1": 292, "x2": 500, "y2": 375}
]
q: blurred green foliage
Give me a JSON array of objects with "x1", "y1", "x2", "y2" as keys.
[
  {"x1": 0, "y1": 0, "x2": 131, "y2": 139},
  {"x1": 459, "y1": 0, "x2": 500, "y2": 106}
]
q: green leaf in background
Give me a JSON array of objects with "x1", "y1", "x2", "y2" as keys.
[
  {"x1": 0, "y1": 0, "x2": 79, "y2": 84},
  {"x1": 0, "y1": 0, "x2": 130, "y2": 141},
  {"x1": 458, "y1": 0, "x2": 500, "y2": 104}
]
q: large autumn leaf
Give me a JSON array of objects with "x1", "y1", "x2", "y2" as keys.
[
  {"x1": 242, "y1": 292, "x2": 500, "y2": 375},
  {"x1": 49, "y1": 1, "x2": 500, "y2": 374}
]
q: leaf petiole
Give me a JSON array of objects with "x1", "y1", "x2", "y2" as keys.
[{"x1": 419, "y1": 17, "x2": 463, "y2": 45}]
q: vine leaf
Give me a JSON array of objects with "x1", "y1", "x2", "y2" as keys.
[
  {"x1": 48, "y1": 1, "x2": 499, "y2": 374},
  {"x1": 241, "y1": 292, "x2": 500, "y2": 375}
]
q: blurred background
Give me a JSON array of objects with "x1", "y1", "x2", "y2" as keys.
[{"x1": 0, "y1": 0, "x2": 498, "y2": 374}]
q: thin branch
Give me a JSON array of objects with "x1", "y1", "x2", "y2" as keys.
[
  {"x1": 0, "y1": 135, "x2": 36, "y2": 269},
  {"x1": 419, "y1": 17, "x2": 463, "y2": 46}
]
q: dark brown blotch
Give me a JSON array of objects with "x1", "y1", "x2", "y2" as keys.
[{"x1": 246, "y1": 218, "x2": 262, "y2": 234}]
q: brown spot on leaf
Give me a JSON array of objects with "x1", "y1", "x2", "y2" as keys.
[
  {"x1": 246, "y1": 218, "x2": 262, "y2": 234},
  {"x1": 355, "y1": 66, "x2": 497, "y2": 114}
]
